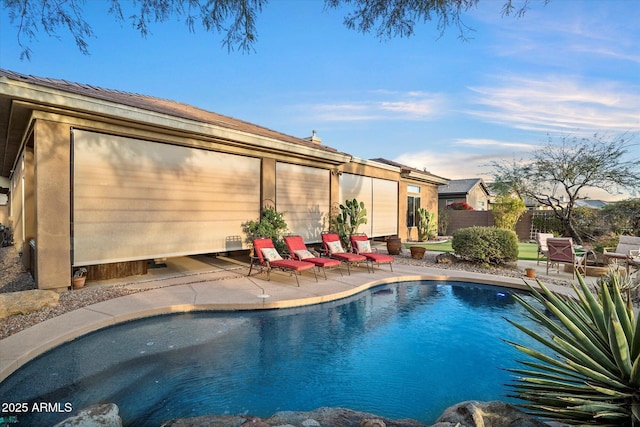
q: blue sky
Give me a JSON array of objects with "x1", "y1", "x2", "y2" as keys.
[{"x1": 1, "y1": 0, "x2": 638, "y2": 200}]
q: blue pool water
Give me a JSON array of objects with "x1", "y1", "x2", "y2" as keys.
[{"x1": 0, "y1": 281, "x2": 547, "y2": 426}]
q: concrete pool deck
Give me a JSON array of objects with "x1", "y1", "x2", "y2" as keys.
[{"x1": 0, "y1": 254, "x2": 597, "y2": 383}]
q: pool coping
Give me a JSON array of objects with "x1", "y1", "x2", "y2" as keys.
[{"x1": 0, "y1": 262, "x2": 576, "y2": 383}]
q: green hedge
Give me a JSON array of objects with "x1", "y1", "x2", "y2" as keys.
[{"x1": 452, "y1": 226, "x2": 518, "y2": 266}]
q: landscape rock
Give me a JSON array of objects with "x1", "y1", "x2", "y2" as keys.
[
  {"x1": 434, "y1": 401, "x2": 548, "y2": 427},
  {"x1": 0, "y1": 289, "x2": 59, "y2": 318},
  {"x1": 435, "y1": 253, "x2": 458, "y2": 264},
  {"x1": 53, "y1": 403, "x2": 122, "y2": 427},
  {"x1": 161, "y1": 407, "x2": 426, "y2": 427}
]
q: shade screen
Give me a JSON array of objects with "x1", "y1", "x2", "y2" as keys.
[
  {"x1": 339, "y1": 173, "x2": 398, "y2": 237},
  {"x1": 276, "y1": 162, "x2": 330, "y2": 243},
  {"x1": 72, "y1": 130, "x2": 260, "y2": 266}
]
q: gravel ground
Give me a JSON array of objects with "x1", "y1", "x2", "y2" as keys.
[
  {"x1": 0, "y1": 246, "x2": 142, "y2": 340},
  {"x1": 0, "y1": 244, "x2": 584, "y2": 341}
]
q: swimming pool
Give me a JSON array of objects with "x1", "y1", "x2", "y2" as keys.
[{"x1": 0, "y1": 281, "x2": 546, "y2": 426}]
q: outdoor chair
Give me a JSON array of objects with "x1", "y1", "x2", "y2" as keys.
[
  {"x1": 350, "y1": 234, "x2": 394, "y2": 272},
  {"x1": 535, "y1": 232, "x2": 554, "y2": 265},
  {"x1": 248, "y1": 238, "x2": 317, "y2": 286},
  {"x1": 321, "y1": 232, "x2": 368, "y2": 275},
  {"x1": 546, "y1": 237, "x2": 587, "y2": 279},
  {"x1": 603, "y1": 235, "x2": 640, "y2": 274},
  {"x1": 284, "y1": 235, "x2": 343, "y2": 279}
]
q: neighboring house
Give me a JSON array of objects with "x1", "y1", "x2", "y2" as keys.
[
  {"x1": 438, "y1": 178, "x2": 492, "y2": 211},
  {"x1": 0, "y1": 69, "x2": 448, "y2": 290}
]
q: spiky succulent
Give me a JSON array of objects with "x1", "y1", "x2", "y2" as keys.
[{"x1": 505, "y1": 272, "x2": 640, "y2": 426}]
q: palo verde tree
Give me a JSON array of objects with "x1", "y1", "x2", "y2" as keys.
[
  {"x1": 491, "y1": 133, "x2": 639, "y2": 244},
  {"x1": 3, "y1": 0, "x2": 548, "y2": 59}
]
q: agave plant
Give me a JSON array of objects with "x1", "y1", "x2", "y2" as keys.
[{"x1": 505, "y1": 272, "x2": 640, "y2": 426}]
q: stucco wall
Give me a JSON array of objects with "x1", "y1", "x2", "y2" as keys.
[{"x1": 33, "y1": 119, "x2": 71, "y2": 290}]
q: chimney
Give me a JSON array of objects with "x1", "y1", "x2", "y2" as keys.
[{"x1": 305, "y1": 130, "x2": 322, "y2": 144}]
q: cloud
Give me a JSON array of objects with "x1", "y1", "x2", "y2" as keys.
[
  {"x1": 453, "y1": 138, "x2": 538, "y2": 150},
  {"x1": 394, "y1": 149, "x2": 503, "y2": 181},
  {"x1": 466, "y1": 76, "x2": 640, "y2": 133},
  {"x1": 299, "y1": 91, "x2": 448, "y2": 122}
]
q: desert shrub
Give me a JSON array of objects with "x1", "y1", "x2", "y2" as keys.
[
  {"x1": 451, "y1": 226, "x2": 518, "y2": 266},
  {"x1": 491, "y1": 195, "x2": 526, "y2": 231},
  {"x1": 242, "y1": 207, "x2": 289, "y2": 253}
]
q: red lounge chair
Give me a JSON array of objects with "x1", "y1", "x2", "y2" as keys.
[
  {"x1": 350, "y1": 234, "x2": 394, "y2": 272},
  {"x1": 321, "y1": 232, "x2": 368, "y2": 275},
  {"x1": 284, "y1": 235, "x2": 343, "y2": 279},
  {"x1": 248, "y1": 238, "x2": 317, "y2": 286}
]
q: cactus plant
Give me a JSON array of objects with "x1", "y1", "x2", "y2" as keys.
[
  {"x1": 335, "y1": 198, "x2": 367, "y2": 248},
  {"x1": 416, "y1": 208, "x2": 437, "y2": 241}
]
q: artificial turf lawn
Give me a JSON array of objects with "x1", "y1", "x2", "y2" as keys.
[{"x1": 403, "y1": 241, "x2": 538, "y2": 261}]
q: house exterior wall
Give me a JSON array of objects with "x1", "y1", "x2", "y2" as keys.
[
  {"x1": 1, "y1": 75, "x2": 444, "y2": 289},
  {"x1": 438, "y1": 183, "x2": 491, "y2": 212},
  {"x1": 33, "y1": 119, "x2": 71, "y2": 290},
  {"x1": 467, "y1": 186, "x2": 490, "y2": 211},
  {"x1": 0, "y1": 202, "x2": 7, "y2": 226},
  {"x1": 401, "y1": 179, "x2": 440, "y2": 242}
]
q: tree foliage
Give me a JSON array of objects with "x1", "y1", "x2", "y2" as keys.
[
  {"x1": 492, "y1": 194, "x2": 526, "y2": 231},
  {"x1": 491, "y1": 133, "x2": 640, "y2": 244},
  {"x1": 3, "y1": 0, "x2": 547, "y2": 59}
]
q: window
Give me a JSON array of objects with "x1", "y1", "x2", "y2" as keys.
[
  {"x1": 407, "y1": 185, "x2": 421, "y2": 194},
  {"x1": 407, "y1": 196, "x2": 421, "y2": 227}
]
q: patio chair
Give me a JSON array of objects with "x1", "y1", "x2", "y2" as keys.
[
  {"x1": 284, "y1": 235, "x2": 343, "y2": 279},
  {"x1": 535, "y1": 232, "x2": 554, "y2": 265},
  {"x1": 248, "y1": 238, "x2": 317, "y2": 286},
  {"x1": 350, "y1": 234, "x2": 394, "y2": 272},
  {"x1": 546, "y1": 237, "x2": 587, "y2": 279},
  {"x1": 603, "y1": 235, "x2": 640, "y2": 274},
  {"x1": 321, "y1": 232, "x2": 368, "y2": 275}
]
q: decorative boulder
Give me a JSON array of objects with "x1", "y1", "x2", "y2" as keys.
[
  {"x1": 53, "y1": 403, "x2": 122, "y2": 427},
  {"x1": 435, "y1": 253, "x2": 457, "y2": 264},
  {"x1": 0, "y1": 289, "x2": 59, "y2": 318},
  {"x1": 434, "y1": 400, "x2": 547, "y2": 427}
]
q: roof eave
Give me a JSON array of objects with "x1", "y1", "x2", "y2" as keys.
[{"x1": 0, "y1": 75, "x2": 352, "y2": 165}]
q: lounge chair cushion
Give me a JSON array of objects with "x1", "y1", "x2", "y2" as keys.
[
  {"x1": 326, "y1": 240, "x2": 345, "y2": 254},
  {"x1": 261, "y1": 248, "x2": 283, "y2": 261},
  {"x1": 364, "y1": 252, "x2": 394, "y2": 264},
  {"x1": 355, "y1": 240, "x2": 372, "y2": 253},
  {"x1": 269, "y1": 259, "x2": 315, "y2": 271},
  {"x1": 294, "y1": 249, "x2": 314, "y2": 260}
]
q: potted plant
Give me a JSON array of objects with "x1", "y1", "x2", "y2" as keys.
[
  {"x1": 409, "y1": 246, "x2": 426, "y2": 259},
  {"x1": 386, "y1": 235, "x2": 402, "y2": 255},
  {"x1": 524, "y1": 267, "x2": 536, "y2": 278},
  {"x1": 242, "y1": 206, "x2": 289, "y2": 254},
  {"x1": 72, "y1": 267, "x2": 87, "y2": 289}
]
